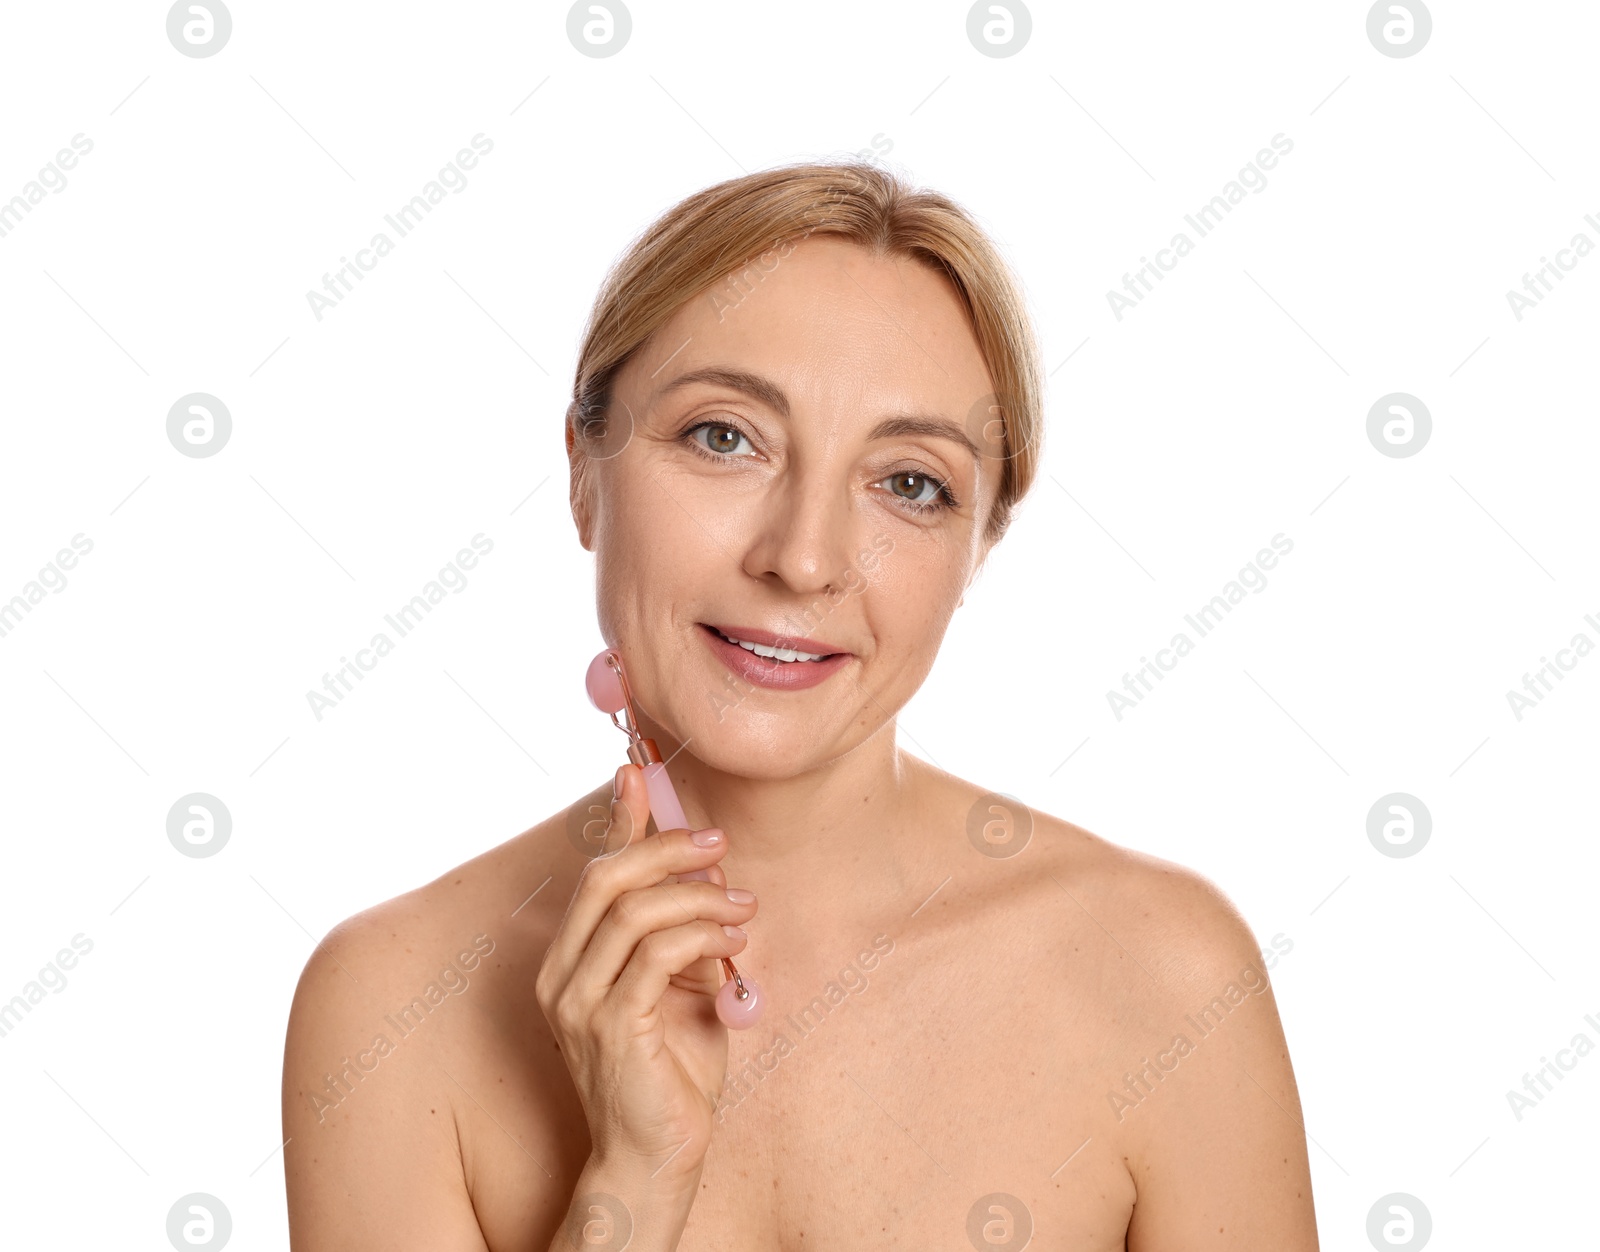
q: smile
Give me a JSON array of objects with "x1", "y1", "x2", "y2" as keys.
[
  {"x1": 714, "y1": 628, "x2": 831, "y2": 663},
  {"x1": 698, "y1": 623, "x2": 853, "y2": 692}
]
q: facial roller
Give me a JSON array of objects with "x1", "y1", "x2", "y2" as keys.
[{"x1": 585, "y1": 648, "x2": 765, "y2": 1030}]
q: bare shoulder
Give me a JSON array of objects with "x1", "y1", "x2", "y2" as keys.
[
  {"x1": 1001, "y1": 802, "x2": 1317, "y2": 1248},
  {"x1": 1014, "y1": 797, "x2": 1292, "y2": 1065},
  {"x1": 280, "y1": 789, "x2": 603, "y2": 1251},
  {"x1": 927, "y1": 761, "x2": 1266, "y2": 983},
  {"x1": 284, "y1": 809, "x2": 559, "y2": 1076},
  {"x1": 1038, "y1": 808, "x2": 1269, "y2": 986}
]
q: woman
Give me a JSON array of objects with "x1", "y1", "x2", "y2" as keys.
[{"x1": 282, "y1": 161, "x2": 1320, "y2": 1250}]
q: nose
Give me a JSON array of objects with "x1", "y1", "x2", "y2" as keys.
[{"x1": 741, "y1": 468, "x2": 853, "y2": 595}]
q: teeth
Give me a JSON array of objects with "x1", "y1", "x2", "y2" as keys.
[{"x1": 719, "y1": 631, "x2": 827, "y2": 662}]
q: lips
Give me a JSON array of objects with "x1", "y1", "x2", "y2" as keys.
[
  {"x1": 699, "y1": 623, "x2": 853, "y2": 691},
  {"x1": 704, "y1": 624, "x2": 851, "y2": 656}
]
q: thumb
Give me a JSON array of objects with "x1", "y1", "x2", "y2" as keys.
[{"x1": 601, "y1": 764, "x2": 652, "y2": 855}]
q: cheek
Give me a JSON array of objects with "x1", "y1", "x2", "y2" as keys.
[
  {"x1": 591, "y1": 466, "x2": 729, "y2": 652},
  {"x1": 861, "y1": 531, "x2": 967, "y2": 656},
  {"x1": 590, "y1": 471, "x2": 654, "y2": 642}
]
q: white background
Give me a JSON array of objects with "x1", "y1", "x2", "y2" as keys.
[{"x1": 1, "y1": 1, "x2": 1595, "y2": 1247}]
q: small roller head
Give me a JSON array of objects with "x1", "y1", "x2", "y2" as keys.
[
  {"x1": 586, "y1": 649, "x2": 628, "y2": 714},
  {"x1": 716, "y1": 972, "x2": 765, "y2": 1029}
]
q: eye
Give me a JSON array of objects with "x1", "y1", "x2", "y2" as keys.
[
  {"x1": 880, "y1": 470, "x2": 950, "y2": 508},
  {"x1": 689, "y1": 422, "x2": 756, "y2": 457}
]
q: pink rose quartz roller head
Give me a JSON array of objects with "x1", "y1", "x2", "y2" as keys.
[{"x1": 585, "y1": 648, "x2": 765, "y2": 1030}]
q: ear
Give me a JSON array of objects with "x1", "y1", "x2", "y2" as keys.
[{"x1": 566, "y1": 416, "x2": 595, "y2": 551}]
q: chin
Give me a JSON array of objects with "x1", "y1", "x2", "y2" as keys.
[
  {"x1": 637, "y1": 660, "x2": 849, "y2": 769},
  {"x1": 673, "y1": 703, "x2": 864, "y2": 780}
]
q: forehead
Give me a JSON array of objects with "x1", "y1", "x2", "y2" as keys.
[{"x1": 629, "y1": 236, "x2": 996, "y2": 427}]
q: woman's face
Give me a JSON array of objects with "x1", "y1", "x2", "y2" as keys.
[{"x1": 571, "y1": 235, "x2": 1003, "y2": 779}]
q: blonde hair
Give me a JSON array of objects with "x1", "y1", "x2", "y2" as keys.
[{"x1": 568, "y1": 160, "x2": 1044, "y2": 540}]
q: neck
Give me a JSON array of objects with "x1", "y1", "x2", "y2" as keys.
[{"x1": 636, "y1": 716, "x2": 921, "y2": 879}]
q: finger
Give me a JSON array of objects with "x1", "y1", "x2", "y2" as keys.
[
  {"x1": 541, "y1": 766, "x2": 652, "y2": 995},
  {"x1": 542, "y1": 817, "x2": 728, "y2": 994},
  {"x1": 678, "y1": 863, "x2": 733, "y2": 994},
  {"x1": 666, "y1": 861, "x2": 727, "y2": 1017},
  {"x1": 600, "y1": 764, "x2": 650, "y2": 855},
  {"x1": 668, "y1": 863, "x2": 724, "y2": 891},
  {"x1": 569, "y1": 879, "x2": 758, "y2": 1001},
  {"x1": 606, "y1": 918, "x2": 750, "y2": 1019}
]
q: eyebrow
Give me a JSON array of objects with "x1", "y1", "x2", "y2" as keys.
[{"x1": 657, "y1": 366, "x2": 981, "y2": 462}]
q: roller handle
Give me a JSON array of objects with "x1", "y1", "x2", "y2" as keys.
[{"x1": 643, "y1": 761, "x2": 690, "y2": 833}]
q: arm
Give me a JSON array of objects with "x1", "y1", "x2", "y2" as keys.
[
  {"x1": 283, "y1": 928, "x2": 704, "y2": 1252},
  {"x1": 1123, "y1": 877, "x2": 1320, "y2": 1250},
  {"x1": 282, "y1": 768, "x2": 755, "y2": 1250},
  {"x1": 281, "y1": 918, "x2": 492, "y2": 1252}
]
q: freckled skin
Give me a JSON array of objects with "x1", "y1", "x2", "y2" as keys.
[{"x1": 281, "y1": 237, "x2": 1319, "y2": 1252}]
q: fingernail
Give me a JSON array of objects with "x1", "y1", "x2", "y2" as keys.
[
  {"x1": 613, "y1": 766, "x2": 626, "y2": 798},
  {"x1": 722, "y1": 925, "x2": 747, "y2": 941},
  {"x1": 725, "y1": 887, "x2": 755, "y2": 904},
  {"x1": 690, "y1": 827, "x2": 723, "y2": 847}
]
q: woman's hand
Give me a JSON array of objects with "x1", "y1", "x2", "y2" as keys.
[{"x1": 536, "y1": 764, "x2": 757, "y2": 1191}]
